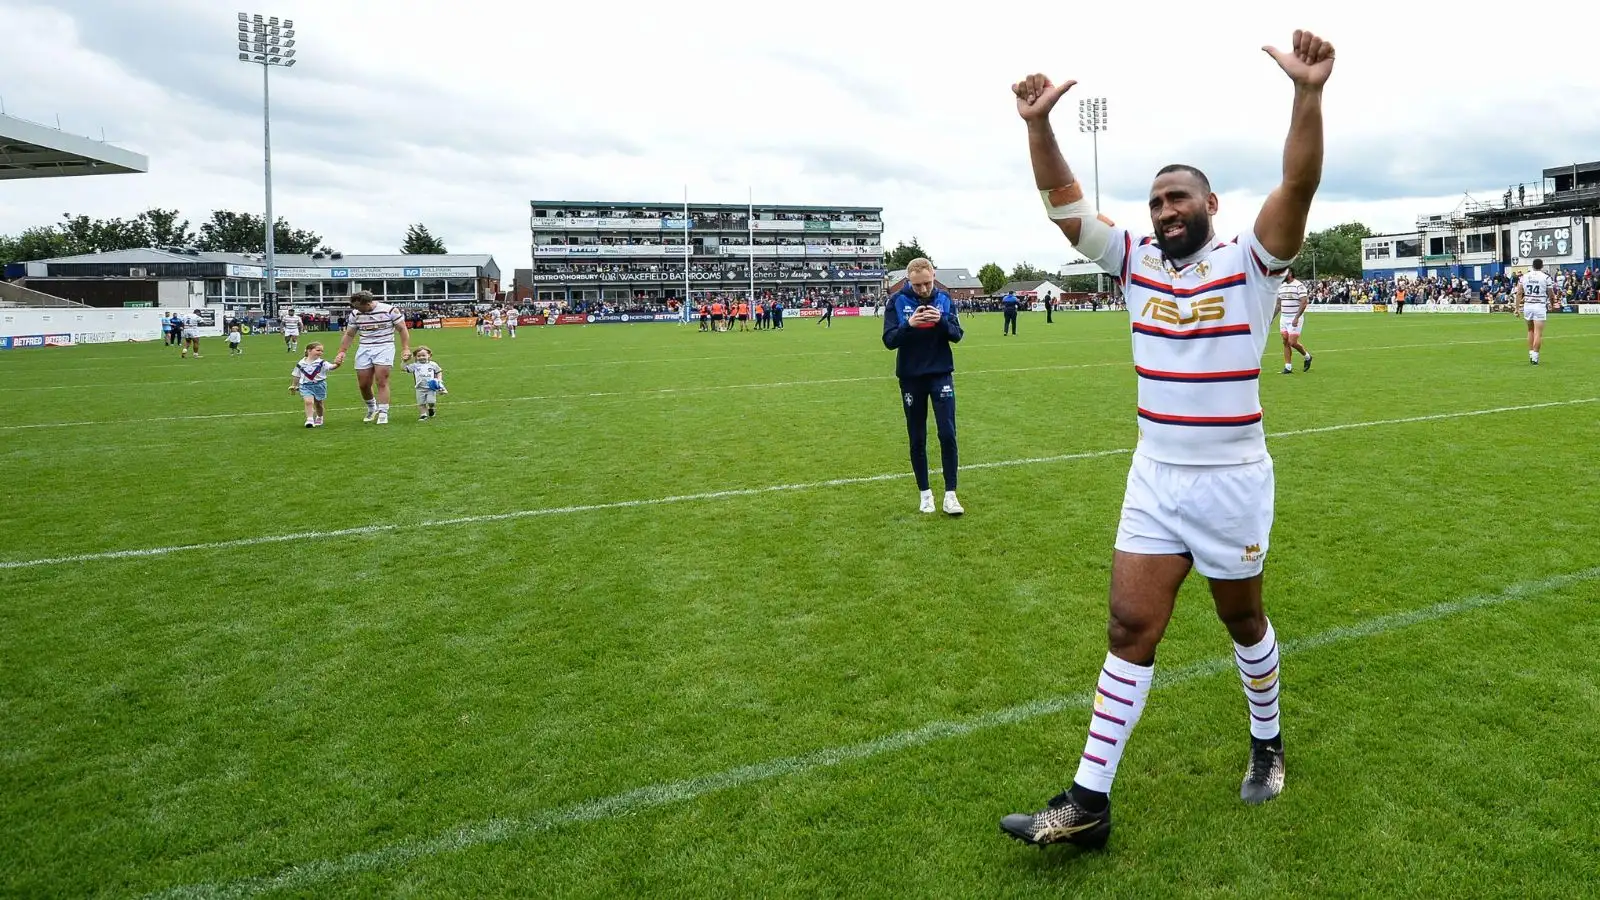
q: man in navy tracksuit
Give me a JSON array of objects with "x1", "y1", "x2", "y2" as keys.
[
  {"x1": 883, "y1": 258, "x2": 964, "y2": 515},
  {"x1": 1002, "y1": 290, "x2": 1020, "y2": 335}
]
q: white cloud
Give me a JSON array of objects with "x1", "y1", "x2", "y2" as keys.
[{"x1": 3, "y1": 0, "x2": 1598, "y2": 275}]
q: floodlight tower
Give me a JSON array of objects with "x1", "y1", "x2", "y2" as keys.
[
  {"x1": 1078, "y1": 97, "x2": 1108, "y2": 293},
  {"x1": 236, "y1": 12, "x2": 297, "y2": 318},
  {"x1": 1077, "y1": 97, "x2": 1107, "y2": 209}
]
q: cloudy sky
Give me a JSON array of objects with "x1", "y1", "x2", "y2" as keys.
[{"x1": 4, "y1": 0, "x2": 1599, "y2": 276}]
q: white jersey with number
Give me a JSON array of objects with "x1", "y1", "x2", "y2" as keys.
[
  {"x1": 1276, "y1": 280, "x2": 1308, "y2": 325},
  {"x1": 1088, "y1": 226, "x2": 1290, "y2": 466},
  {"x1": 348, "y1": 301, "x2": 403, "y2": 346},
  {"x1": 1518, "y1": 270, "x2": 1551, "y2": 305}
]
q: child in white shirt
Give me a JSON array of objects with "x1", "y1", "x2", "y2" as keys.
[
  {"x1": 227, "y1": 324, "x2": 243, "y2": 356},
  {"x1": 289, "y1": 341, "x2": 342, "y2": 428},
  {"x1": 403, "y1": 346, "x2": 447, "y2": 420}
]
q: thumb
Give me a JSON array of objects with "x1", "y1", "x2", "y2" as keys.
[{"x1": 1049, "y1": 78, "x2": 1079, "y2": 100}]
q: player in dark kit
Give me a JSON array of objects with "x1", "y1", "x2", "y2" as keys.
[{"x1": 883, "y1": 258, "x2": 965, "y2": 515}]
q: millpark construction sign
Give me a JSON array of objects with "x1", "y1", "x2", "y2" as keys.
[{"x1": 227, "y1": 265, "x2": 482, "y2": 280}]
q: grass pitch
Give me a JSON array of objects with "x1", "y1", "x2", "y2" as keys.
[{"x1": 3, "y1": 310, "x2": 1598, "y2": 898}]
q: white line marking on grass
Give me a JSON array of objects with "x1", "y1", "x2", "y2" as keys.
[
  {"x1": 144, "y1": 565, "x2": 1600, "y2": 900},
  {"x1": 4, "y1": 398, "x2": 1594, "y2": 572}
]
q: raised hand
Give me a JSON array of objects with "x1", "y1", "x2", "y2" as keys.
[
  {"x1": 1013, "y1": 74, "x2": 1077, "y2": 122},
  {"x1": 1264, "y1": 29, "x2": 1334, "y2": 88}
]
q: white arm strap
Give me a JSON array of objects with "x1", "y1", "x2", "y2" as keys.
[{"x1": 1041, "y1": 182, "x2": 1114, "y2": 260}]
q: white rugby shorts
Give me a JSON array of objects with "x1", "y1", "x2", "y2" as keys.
[
  {"x1": 1522, "y1": 303, "x2": 1547, "y2": 322},
  {"x1": 1279, "y1": 317, "x2": 1302, "y2": 336},
  {"x1": 180, "y1": 328, "x2": 198, "y2": 340},
  {"x1": 1114, "y1": 452, "x2": 1275, "y2": 580},
  {"x1": 354, "y1": 343, "x2": 396, "y2": 370}
]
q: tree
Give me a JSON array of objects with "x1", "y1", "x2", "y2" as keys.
[
  {"x1": 0, "y1": 226, "x2": 75, "y2": 266},
  {"x1": 138, "y1": 208, "x2": 198, "y2": 247},
  {"x1": 1008, "y1": 261, "x2": 1053, "y2": 284},
  {"x1": 197, "y1": 210, "x2": 323, "y2": 255},
  {"x1": 976, "y1": 262, "x2": 1007, "y2": 294},
  {"x1": 401, "y1": 223, "x2": 448, "y2": 254},
  {"x1": 884, "y1": 237, "x2": 932, "y2": 270},
  {"x1": 1298, "y1": 222, "x2": 1371, "y2": 279}
]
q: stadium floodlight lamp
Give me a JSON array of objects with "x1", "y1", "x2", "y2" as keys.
[{"x1": 234, "y1": 12, "x2": 302, "y2": 319}]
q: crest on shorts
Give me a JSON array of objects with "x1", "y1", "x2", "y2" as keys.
[
  {"x1": 1241, "y1": 544, "x2": 1262, "y2": 563},
  {"x1": 904, "y1": 391, "x2": 914, "y2": 407}
]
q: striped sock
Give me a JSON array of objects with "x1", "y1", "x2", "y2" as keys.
[
  {"x1": 1071, "y1": 652, "x2": 1154, "y2": 794},
  {"x1": 1234, "y1": 619, "x2": 1281, "y2": 740}
]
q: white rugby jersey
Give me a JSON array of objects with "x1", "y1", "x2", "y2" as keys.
[
  {"x1": 349, "y1": 301, "x2": 403, "y2": 346},
  {"x1": 292, "y1": 357, "x2": 333, "y2": 383},
  {"x1": 283, "y1": 314, "x2": 302, "y2": 333},
  {"x1": 1277, "y1": 280, "x2": 1308, "y2": 320},
  {"x1": 1090, "y1": 226, "x2": 1291, "y2": 466},
  {"x1": 1518, "y1": 270, "x2": 1551, "y2": 303}
]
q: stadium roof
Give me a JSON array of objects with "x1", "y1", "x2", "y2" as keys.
[
  {"x1": 1541, "y1": 161, "x2": 1600, "y2": 179},
  {"x1": 0, "y1": 113, "x2": 148, "y2": 180},
  {"x1": 532, "y1": 200, "x2": 883, "y2": 214},
  {"x1": 31, "y1": 248, "x2": 498, "y2": 273}
]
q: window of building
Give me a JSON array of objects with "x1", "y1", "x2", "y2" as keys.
[
  {"x1": 384, "y1": 280, "x2": 417, "y2": 303},
  {"x1": 1393, "y1": 238, "x2": 1421, "y2": 258}
]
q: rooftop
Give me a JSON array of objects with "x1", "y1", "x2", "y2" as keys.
[
  {"x1": 0, "y1": 112, "x2": 148, "y2": 180},
  {"x1": 31, "y1": 248, "x2": 497, "y2": 270},
  {"x1": 886, "y1": 267, "x2": 984, "y2": 291},
  {"x1": 531, "y1": 200, "x2": 882, "y2": 214}
]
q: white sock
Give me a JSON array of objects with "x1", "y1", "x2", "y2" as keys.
[
  {"x1": 1234, "y1": 620, "x2": 1281, "y2": 740},
  {"x1": 377, "y1": 403, "x2": 389, "y2": 413},
  {"x1": 367, "y1": 399, "x2": 377, "y2": 411},
  {"x1": 1072, "y1": 652, "x2": 1154, "y2": 794}
]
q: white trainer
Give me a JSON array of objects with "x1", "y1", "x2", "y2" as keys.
[
  {"x1": 943, "y1": 491, "x2": 964, "y2": 516},
  {"x1": 919, "y1": 490, "x2": 936, "y2": 514},
  {"x1": 363, "y1": 409, "x2": 378, "y2": 423},
  {"x1": 375, "y1": 411, "x2": 389, "y2": 425}
]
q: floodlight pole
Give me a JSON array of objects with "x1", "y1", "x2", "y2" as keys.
[
  {"x1": 236, "y1": 12, "x2": 297, "y2": 319},
  {"x1": 1079, "y1": 97, "x2": 1108, "y2": 295},
  {"x1": 262, "y1": 62, "x2": 276, "y2": 319}
]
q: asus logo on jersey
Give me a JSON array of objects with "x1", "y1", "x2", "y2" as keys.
[{"x1": 1142, "y1": 296, "x2": 1226, "y2": 326}]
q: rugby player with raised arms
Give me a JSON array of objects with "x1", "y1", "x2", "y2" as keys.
[{"x1": 999, "y1": 28, "x2": 1334, "y2": 850}]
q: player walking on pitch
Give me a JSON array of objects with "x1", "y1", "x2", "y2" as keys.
[
  {"x1": 999, "y1": 29, "x2": 1334, "y2": 850},
  {"x1": 333, "y1": 290, "x2": 411, "y2": 424},
  {"x1": 1274, "y1": 269, "x2": 1312, "y2": 373},
  {"x1": 1515, "y1": 258, "x2": 1552, "y2": 365}
]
